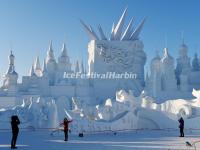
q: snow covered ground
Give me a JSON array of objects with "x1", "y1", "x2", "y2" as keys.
[{"x1": 1, "y1": 129, "x2": 200, "y2": 150}]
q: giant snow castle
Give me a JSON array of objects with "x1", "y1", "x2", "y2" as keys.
[{"x1": 0, "y1": 8, "x2": 200, "y2": 108}]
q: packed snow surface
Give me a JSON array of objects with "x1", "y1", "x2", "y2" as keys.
[{"x1": 1, "y1": 130, "x2": 200, "y2": 150}]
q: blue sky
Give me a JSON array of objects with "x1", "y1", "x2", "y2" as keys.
[{"x1": 0, "y1": 0, "x2": 200, "y2": 81}]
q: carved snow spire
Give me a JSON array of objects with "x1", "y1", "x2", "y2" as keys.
[
  {"x1": 98, "y1": 24, "x2": 107, "y2": 40},
  {"x1": 46, "y1": 41, "x2": 55, "y2": 63},
  {"x1": 151, "y1": 51, "x2": 161, "y2": 73},
  {"x1": 49, "y1": 40, "x2": 53, "y2": 52},
  {"x1": 163, "y1": 48, "x2": 172, "y2": 59},
  {"x1": 81, "y1": 8, "x2": 146, "y2": 42},
  {"x1": 58, "y1": 43, "x2": 71, "y2": 72},
  {"x1": 34, "y1": 56, "x2": 41, "y2": 71},
  {"x1": 6, "y1": 51, "x2": 17, "y2": 75},
  {"x1": 179, "y1": 35, "x2": 188, "y2": 58},
  {"x1": 3, "y1": 51, "x2": 18, "y2": 87},
  {"x1": 192, "y1": 53, "x2": 200, "y2": 71},
  {"x1": 161, "y1": 48, "x2": 174, "y2": 65},
  {"x1": 89, "y1": 25, "x2": 99, "y2": 40},
  {"x1": 163, "y1": 48, "x2": 168, "y2": 57},
  {"x1": 29, "y1": 64, "x2": 36, "y2": 76},
  {"x1": 121, "y1": 17, "x2": 134, "y2": 40},
  {"x1": 130, "y1": 17, "x2": 146, "y2": 40},
  {"x1": 58, "y1": 43, "x2": 69, "y2": 64},
  {"x1": 42, "y1": 59, "x2": 47, "y2": 74},
  {"x1": 113, "y1": 7, "x2": 127, "y2": 40},
  {"x1": 34, "y1": 56, "x2": 42, "y2": 77},
  {"x1": 9, "y1": 50, "x2": 14, "y2": 65},
  {"x1": 80, "y1": 20, "x2": 99, "y2": 40},
  {"x1": 110, "y1": 22, "x2": 115, "y2": 40},
  {"x1": 75, "y1": 60, "x2": 80, "y2": 73},
  {"x1": 61, "y1": 43, "x2": 67, "y2": 57}
]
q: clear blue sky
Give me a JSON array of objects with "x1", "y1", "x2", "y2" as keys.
[{"x1": 0, "y1": 0, "x2": 200, "y2": 81}]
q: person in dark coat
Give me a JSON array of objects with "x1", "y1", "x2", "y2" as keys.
[
  {"x1": 11, "y1": 115, "x2": 20, "y2": 149},
  {"x1": 60, "y1": 117, "x2": 72, "y2": 141},
  {"x1": 178, "y1": 117, "x2": 184, "y2": 137}
]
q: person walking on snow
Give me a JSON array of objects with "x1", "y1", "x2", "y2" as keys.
[
  {"x1": 60, "y1": 117, "x2": 72, "y2": 141},
  {"x1": 11, "y1": 115, "x2": 20, "y2": 149},
  {"x1": 178, "y1": 117, "x2": 184, "y2": 137}
]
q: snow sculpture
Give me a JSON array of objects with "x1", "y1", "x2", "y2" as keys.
[
  {"x1": 192, "y1": 53, "x2": 200, "y2": 71},
  {"x1": 46, "y1": 42, "x2": 57, "y2": 85},
  {"x1": 47, "y1": 100, "x2": 59, "y2": 128},
  {"x1": 147, "y1": 48, "x2": 178, "y2": 101},
  {"x1": 175, "y1": 42, "x2": 191, "y2": 86},
  {"x1": 146, "y1": 52, "x2": 162, "y2": 97},
  {"x1": 83, "y1": 8, "x2": 146, "y2": 100},
  {"x1": 34, "y1": 56, "x2": 42, "y2": 77},
  {"x1": 57, "y1": 43, "x2": 71, "y2": 72},
  {"x1": 192, "y1": 89, "x2": 200, "y2": 106},
  {"x1": 2, "y1": 51, "x2": 18, "y2": 89},
  {"x1": 160, "y1": 48, "x2": 177, "y2": 91}
]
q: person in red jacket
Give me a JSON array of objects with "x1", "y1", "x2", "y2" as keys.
[{"x1": 60, "y1": 117, "x2": 72, "y2": 141}]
